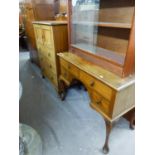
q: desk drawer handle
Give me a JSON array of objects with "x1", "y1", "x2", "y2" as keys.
[
  {"x1": 49, "y1": 65, "x2": 52, "y2": 68},
  {"x1": 48, "y1": 53, "x2": 51, "y2": 57},
  {"x1": 90, "y1": 81, "x2": 95, "y2": 87},
  {"x1": 96, "y1": 101, "x2": 102, "y2": 105}
]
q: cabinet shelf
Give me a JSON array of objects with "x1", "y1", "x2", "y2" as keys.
[
  {"x1": 71, "y1": 43, "x2": 125, "y2": 66},
  {"x1": 72, "y1": 21, "x2": 131, "y2": 29}
]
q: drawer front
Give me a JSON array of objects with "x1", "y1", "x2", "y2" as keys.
[
  {"x1": 60, "y1": 59, "x2": 79, "y2": 77},
  {"x1": 60, "y1": 58, "x2": 68, "y2": 70},
  {"x1": 41, "y1": 46, "x2": 56, "y2": 62},
  {"x1": 40, "y1": 58, "x2": 58, "y2": 87},
  {"x1": 91, "y1": 91, "x2": 111, "y2": 116},
  {"x1": 60, "y1": 66, "x2": 70, "y2": 81},
  {"x1": 42, "y1": 26, "x2": 54, "y2": 48},
  {"x1": 80, "y1": 71, "x2": 113, "y2": 101},
  {"x1": 47, "y1": 71, "x2": 58, "y2": 87},
  {"x1": 38, "y1": 53, "x2": 44, "y2": 68},
  {"x1": 60, "y1": 66, "x2": 75, "y2": 82},
  {"x1": 33, "y1": 25, "x2": 43, "y2": 44},
  {"x1": 46, "y1": 59, "x2": 57, "y2": 74}
]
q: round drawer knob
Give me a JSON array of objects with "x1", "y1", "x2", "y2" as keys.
[
  {"x1": 96, "y1": 101, "x2": 101, "y2": 105},
  {"x1": 49, "y1": 65, "x2": 52, "y2": 68},
  {"x1": 90, "y1": 81, "x2": 95, "y2": 87},
  {"x1": 48, "y1": 53, "x2": 51, "y2": 57}
]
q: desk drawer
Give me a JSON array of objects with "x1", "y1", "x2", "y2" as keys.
[
  {"x1": 80, "y1": 71, "x2": 113, "y2": 101},
  {"x1": 91, "y1": 91, "x2": 111, "y2": 116},
  {"x1": 60, "y1": 66, "x2": 75, "y2": 82},
  {"x1": 60, "y1": 59, "x2": 79, "y2": 77}
]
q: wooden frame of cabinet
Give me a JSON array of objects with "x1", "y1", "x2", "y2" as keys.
[
  {"x1": 67, "y1": 0, "x2": 135, "y2": 77},
  {"x1": 33, "y1": 21, "x2": 68, "y2": 90}
]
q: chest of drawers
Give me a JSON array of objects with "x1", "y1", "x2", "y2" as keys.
[{"x1": 33, "y1": 21, "x2": 68, "y2": 90}]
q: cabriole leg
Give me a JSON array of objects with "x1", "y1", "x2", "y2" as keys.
[{"x1": 103, "y1": 120, "x2": 112, "y2": 154}]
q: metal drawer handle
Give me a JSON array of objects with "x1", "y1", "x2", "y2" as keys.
[
  {"x1": 96, "y1": 101, "x2": 102, "y2": 105},
  {"x1": 49, "y1": 65, "x2": 52, "y2": 68},
  {"x1": 51, "y1": 76, "x2": 53, "y2": 80},
  {"x1": 48, "y1": 53, "x2": 51, "y2": 57},
  {"x1": 90, "y1": 81, "x2": 95, "y2": 87}
]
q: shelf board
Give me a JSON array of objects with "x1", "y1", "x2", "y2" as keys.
[
  {"x1": 71, "y1": 43, "x2": 125, "y2": 66},
  {"x1": 72, "y1": 21, "x2": 131, "y2": 29}
]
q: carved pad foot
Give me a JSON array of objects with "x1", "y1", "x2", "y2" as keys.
[{"x1": 103, "y1": 145, "x2": 109, "y2": 154}]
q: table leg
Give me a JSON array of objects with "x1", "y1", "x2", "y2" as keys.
[{"x1": 103, "y1": 120, "x2": 112, "y2": 154}]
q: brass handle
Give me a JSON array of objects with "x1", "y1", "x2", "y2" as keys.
[
  {"x1": 90, "y1": 81, "x2": 95, "y2": 87},
  {"x1": 48, "y1": 53, "x2": 51, "y2": 57},
  {"x1": 49, "y1": 65, "x2": 52, "y2": 68},
  {"x1": 51, "y1": 76, "x2": 53, "y2": 80},
  {"x1": 96, "y1": 101, "x2": 102, "y2": 105}
]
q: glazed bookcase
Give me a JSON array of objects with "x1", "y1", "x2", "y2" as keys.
[{"x1": 67, "y1": 0, "x2": 135, "y2": 77}]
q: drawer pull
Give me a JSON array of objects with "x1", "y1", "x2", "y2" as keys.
[
  {"x1": 49, "y1": 65, "x2": 52, "y2": 68},
  {"x1": 50, "y1": 76, "x2": 53, "y2": 80},
  {"x1": 90, "y1": 81, "x2": 95, "y2": 87},
  {"x1": 48, "y1": 53, "x2": 51, "y2": 57},
  {"x1": 96, "y1": 101, "x2": 102, "y2": 105}
]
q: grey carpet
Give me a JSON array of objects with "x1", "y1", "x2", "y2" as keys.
[{"x1": 19, "y1": 52, "x2": 135, "y2": 155}]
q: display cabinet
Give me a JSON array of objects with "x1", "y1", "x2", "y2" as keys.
[{"x1": 68, "y1": 0, "x2": 135, "y2": 77}]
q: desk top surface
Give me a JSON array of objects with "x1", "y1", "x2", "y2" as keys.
[
  {"x1": 32, "y1": 20, "x2": 67, "y2": 26},
  {"x1": 58, "y1": 52, "x2": 135, "y2": 91}
]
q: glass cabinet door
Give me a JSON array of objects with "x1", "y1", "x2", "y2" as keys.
[{"x1": 71, "y1": 0, "x2": 135, "y2": 67}]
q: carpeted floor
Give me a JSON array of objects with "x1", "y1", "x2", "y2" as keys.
[{"x1": 19, "y1": 52, "x2": 135, "y2": 155}]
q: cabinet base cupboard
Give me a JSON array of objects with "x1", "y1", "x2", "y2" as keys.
[{"x1": 33, "y1": 21, "x2": 68, "y2": 90}]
